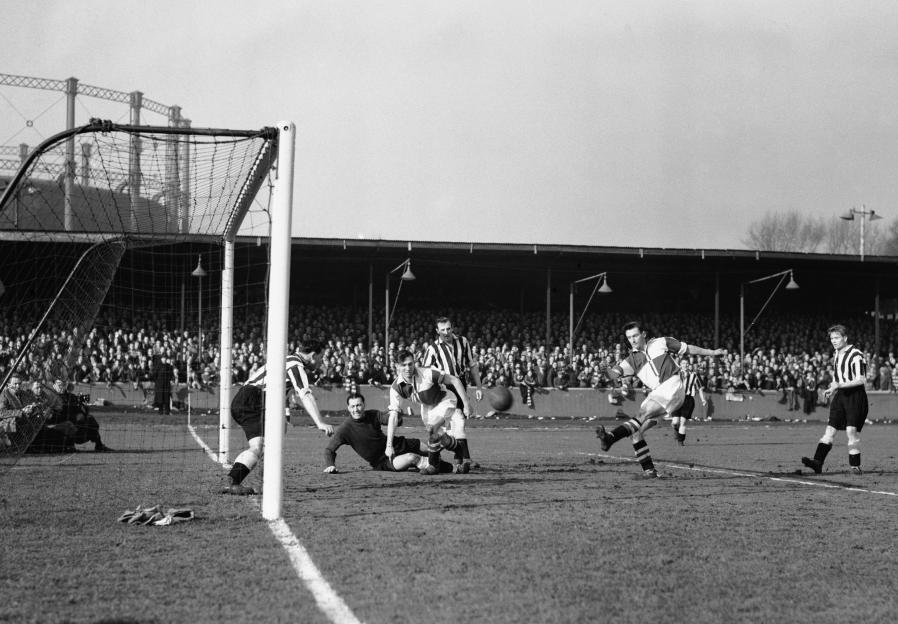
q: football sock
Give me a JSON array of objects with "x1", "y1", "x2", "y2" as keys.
[
  {"x1": 814, "y1": 442, "x2": 832, "y2": 465},
  {"x1": 458, "y1": 439, "x2": 471, "y2": 461},
  {"x1": 849, "y1": 452, "x2": 861, "y2": 467},
  {"x1": 612, "y1": 419, "x2": 641, "y2": 441},
  {"x1": 228, "y1": 462, "x2": 251, "y2": 485},
  {"x1": 633, "y1": 439, "x2": 655, "y2": 472},
  {"x1": 438, "y1": 433, "x2": 458, "y2": 451},
  {"x1": 428, "y1": 451, "x2": 441, "y2": 468}
]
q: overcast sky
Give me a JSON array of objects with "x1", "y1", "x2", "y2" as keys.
[{"x1": 3, "y1": 1, "x2": 898, "y2": 249}]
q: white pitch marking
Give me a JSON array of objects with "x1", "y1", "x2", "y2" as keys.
[
  {"x1": 190, "y1": 423, "x2": 362, "y2": 624},
  {"x1": 264, "y1": 515, "x2": 365, "y2": 624},
  {"x1": 582, "y1": 451, "x2": 898, "y2": 497}
]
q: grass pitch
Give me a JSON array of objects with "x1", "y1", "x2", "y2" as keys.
[{"x1": 3, "y1": 415, "x2": 898, "y2": 623}]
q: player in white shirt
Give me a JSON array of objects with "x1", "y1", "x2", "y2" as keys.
[
  {"x1": 596, "y1": 321, "x2": 724, "y2": 477},
  {"x1": 386, "y1": 349, "x2": 472, "y2": 475}
]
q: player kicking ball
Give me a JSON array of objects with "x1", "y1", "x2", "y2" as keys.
[
  {"x1": 323, "y1": 392, "x2": 453, "y2": 473},
  {"x1": 595, "y1": 321, "x2": 724, "y2": 477}
]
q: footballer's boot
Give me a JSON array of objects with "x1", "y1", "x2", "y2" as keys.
[
  {"x1": 220, "y1": 475, "x2": 256, "y2": 495},
  {"x1": 421, "y1": 465, "x2": 439, "y2": 475},
  {"x1": 801, "y1": 457, "x2": 823, "y2": 474},
  {"x1": 595, "y1": 425, "x2": 614, "y2": 452},
  {"x1": 642, "y1": 468, "x2": 660, "y2": 478},
  {"x1": 850, "y1": 466, "x2": 863, "y2": 475}
]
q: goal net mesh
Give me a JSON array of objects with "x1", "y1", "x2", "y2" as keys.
[{"x1": 0, "y1": 119, "x2": 277, "y2": 511}]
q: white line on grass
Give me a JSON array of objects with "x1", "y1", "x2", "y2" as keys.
[
  {"x1": 187, "y1": 422, "x2": 363, "y2": 624},
  {"x1": 582, "y1": 451, "x2": 898, "y2": 497},
  {"x1": 264, "y1": 515, "x2": 365, "y2": 624}
]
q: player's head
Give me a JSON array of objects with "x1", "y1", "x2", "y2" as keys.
[
  {"x1": 622, "y1": 321, "x2": 647, "y2": 350},
  {"x1": 827, "y1": 324, "x2": 848, "y2": 350},
  {"x1": 346, "y1": 392, "x2": 366, "y2": 419},
  {"x1": 296, "y1": 340, "x2": 323, "y2": 363},
  {"x1": 53, "y1": 378, "x2": 68, "y2": 393},
  {"x1": 396, "y1": 349, "x2": 416, "y2": 380},
  {"x1": 299, "y1": 339, "x2": 322, "y2": 355},
  {"x1": 435, "y1": 316, "x2": 454, "y2": 341}
]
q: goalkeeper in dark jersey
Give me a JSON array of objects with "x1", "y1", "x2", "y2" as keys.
[
  {"x1": 323, "y1": 392, "x2": 451, "y2": 473},
  {"x1": 221, "y1": 341, "x2": 334, "y2": 495}
]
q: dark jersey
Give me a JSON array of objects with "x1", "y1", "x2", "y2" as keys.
[{"x1": 324, "y1": 409, "x2": 391, "y2": 467}]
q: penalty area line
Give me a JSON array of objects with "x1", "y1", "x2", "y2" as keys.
[
  {"x1": 580, "y1": 451, "x2": 898, "y2": 497},
  {"x1": 187, "y1": 422, "x2": 362, "y2": 624}
]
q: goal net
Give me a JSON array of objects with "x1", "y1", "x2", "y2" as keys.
[{"x1": 0, "y1": 119, "x2": 286, "y2": 514}]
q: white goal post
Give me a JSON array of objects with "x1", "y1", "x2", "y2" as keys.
[{"x1": 261, "y1": 121, "x2": 295, "y2": 520}]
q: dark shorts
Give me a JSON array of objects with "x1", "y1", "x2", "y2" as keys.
[
  {"x1": 231, "y1": 385, "x2": 264, "y2": 440},
  {"x1": 828, "y1": 387, "x2": 868, "y2": 431},
  {"x1": 671, "y1": 395, "x2": 695, "y2": 420},
  {"x1": 370, "y1": 436, "x2": 422, "y2": 471}
]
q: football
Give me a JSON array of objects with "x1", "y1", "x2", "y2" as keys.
[{"x1": 487, "y1": 386, "x2": 513, "y2": 412}]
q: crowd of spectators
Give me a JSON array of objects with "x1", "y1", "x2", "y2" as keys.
[{"x1": 3, "y1": 305, "x2": 898, "y2": 407}]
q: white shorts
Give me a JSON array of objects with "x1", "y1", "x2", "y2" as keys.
[
  {"x1": 642, "y1": 374, "x2": 686, "y2": 416},
  {"x1": 420, "y1": 394, "x2": 466, "y2": 439}
]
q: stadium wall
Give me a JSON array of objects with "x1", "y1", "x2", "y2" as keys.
[{"x1": 75, "y1": 382, "x2": 897, "y2": 423}]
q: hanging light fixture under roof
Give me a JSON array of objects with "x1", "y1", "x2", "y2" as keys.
[{"x1": 191, "y1": 255, "x2": 207, "y2": 278}]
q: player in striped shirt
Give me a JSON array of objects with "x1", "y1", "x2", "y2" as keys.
[
  {"x1": 801, "y1": 324, "x2": 869, "y2": 475},
  {"x1": 221, "y1": 341, "x2": 335, "y2": 495},
  {"x1": 670, "y1": 366, "x2": 707, "y2": 446},
  {"x1": 421, "y1": 317, "x2": 483, "y2": 472},
  {"x1": 596, "y1": 321, "x2": 725, "y2": 477}
]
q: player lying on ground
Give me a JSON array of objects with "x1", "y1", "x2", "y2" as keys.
[
  {"x1": 595, "y1": 321, "x2": 725, "y2": 477},
  {"x1": 323, "y1": 392, "x2": 453, "y2": 473},
  {"x1": 222, "y1": 341, "x2": 334, "y2": 495},
  {"x1": 387, "y1": 349, "x2": 472, "y2": 475}
]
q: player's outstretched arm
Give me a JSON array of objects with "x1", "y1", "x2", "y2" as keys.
[
  {"x1": 298, "y1": 389, "x2": 334, "y2": 436},
  {"x1": 470, "y1": 363, "x2": 484, "y2": 401},
  {"x1": 385, "y1": 409, "x2": 401, "y2": 458},
  {"x1": 686, "y1": 345, "x2": 726, "y2": 357}
]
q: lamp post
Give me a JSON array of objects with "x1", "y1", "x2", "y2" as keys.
[
  {"x1": 569, "y1": 272, "x2": 612, "y2": 366},
  {"x1": 192, "y1": 254, "x2": 207, "y2": 365},
  {"x1": 739, "y1": 269, "x2": 799, "y2": 371},
  {"x1": 840, "y1": 205, "x2": 883, "y2": 262},
  {"x1": 384, "y1": 259, "x2": 415, "y2": 366}
]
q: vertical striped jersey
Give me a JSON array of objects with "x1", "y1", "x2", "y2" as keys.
[
  {"x1": 833, "y1": 344, "x2": 866, "y2": 386},
  {"x1": 422, "y1": 335, "x2": 474, "y2": 383},
  {"x1": 611, "y1": 337, "x2": 688, "y2": 390},
  {"x1": 682, "y1": 370, "x2": 704, "y2": 396},
  {"x1": 246, "y1": 355, "x2": 312, "y2": 394}
]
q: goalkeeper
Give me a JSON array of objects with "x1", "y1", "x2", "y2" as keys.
[
  {"x1": 221, "y1": 341, "x2": 334, "y2": 495},
  {"x1": 323, "y1": 392, "x2": 451, "y2": 473}
]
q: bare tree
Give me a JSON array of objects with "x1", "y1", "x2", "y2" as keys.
[
  {"x1": 744, "y1": 210, "x2": 891, "y2": 255},
  {"x1": 742, "y1": 211, "x2": 827, "y2": 252}
]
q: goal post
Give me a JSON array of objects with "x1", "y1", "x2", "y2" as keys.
[{"x1": 261, "y1": 122, "x2": 296, "y2": 521}]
